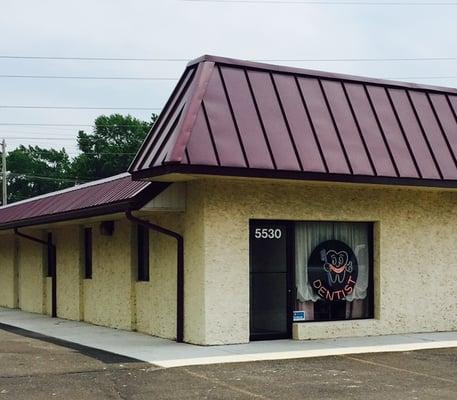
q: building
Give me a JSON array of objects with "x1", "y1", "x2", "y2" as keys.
[{"x1": 1, "y1": 55, "x2": 457, "y2": 345}]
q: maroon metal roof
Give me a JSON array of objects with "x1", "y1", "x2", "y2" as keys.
[
  {"x1": 0, "y1": 173, "x2": 167, "y2": 230},
  {"x1": 130, "y1": 55, "x2": 457, "y2": 188}
]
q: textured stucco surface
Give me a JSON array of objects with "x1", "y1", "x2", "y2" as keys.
[
  {"x1": 54, "y1": 226, "x2": 83, "y2": 321},
  {"x1": 83, "y1": 219, "x2": 134, "y2": 330},
  {"x1": 0, "y1": 235, "x2": 17, "y2": 307},
  {"x1": 135, "y1": 214, "x2": 182, "y2": 340},
  {"x1": 195, "y1": 177, "x2": 457, "y2": 344},
  {"x1": 182, "y1": 182, "x2": 207, "y2": 344},
  {"x1": 17, "y1": 231, "x2": 45, "y2": 314}
]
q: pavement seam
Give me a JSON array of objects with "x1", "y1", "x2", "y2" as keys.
[
  {"x1": 341, "y1": 355, "x2": 456, "y2": 384},
  {"x1": 182, "y1": 368, "x2": 272, "y2": 399}
]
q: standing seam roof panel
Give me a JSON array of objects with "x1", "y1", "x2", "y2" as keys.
[
  {"x1": 321, "y1": 80, "x2": 374, "y2": 176},
  {"x1": 297, "y1": 77, "x2": 350, "y2": 174},
  {"x1": 409, "y1": 91, "x2": 457, "y2": 180},
  {"x1": 219, "y1": 66, "x2": 274, "y2": 169},
  {"x1": 134, "y1": 67, "x2": 195, "y2": 170},
  {"x1": 0, "y1": 175, "x2": 158, "y2": 228},
  {"x1": 129, "y1": 55, "x2": 457, "y2": 188},
  {"x1": 273, "y1": 73, "x2": 326, "y2": 173},
  {"x1": 247, "y1": 70, "x2": 301, "y2": 171},
  {"x1": 343, "y1": 83, "x2": 397, "y2": 177},
  {"x1": 430, "y1": 94, "x2": 457, "y2": 162},
  {"x1": 202, "y1": 67, "x2": 247, "y2": 168},
  {"x1": 184, "y1": 106, "x2": 220, "y2": 166},
  {"x1": 387, "y1": 88, "x2": 441, "y2": 180},
  {"x1": 366, "y1": 85, "x2": 419, "y2": 178}
]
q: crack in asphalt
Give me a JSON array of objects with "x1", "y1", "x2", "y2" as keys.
[
  {"x1": 341, "y1": 355, "x2": 456, "y2": 384},
  {"x1": 182, "y1": 368, "x2": 273, "y2": 399}
]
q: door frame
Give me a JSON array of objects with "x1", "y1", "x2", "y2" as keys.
[{"x1": 249, "y1": 219, "x2": 295, "y2": 341}]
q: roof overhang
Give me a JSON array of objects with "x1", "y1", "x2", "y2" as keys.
[
  {"x1": 133, "y1": 164, "x2": 457, "y2": 190},
  {"x1": 0, "y1": 178, "x2": 169, "y2": 231},
  {"x1": 129, "y1": 54, "x2": 457, "y2": 191}
]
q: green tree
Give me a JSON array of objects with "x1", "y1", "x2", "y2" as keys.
[
  {"x1": 6, "y1": 145, "x2": 74, "y2": 203},
  {"x1": 71, "y1": 114, "x2": 156, "y2": 180}
]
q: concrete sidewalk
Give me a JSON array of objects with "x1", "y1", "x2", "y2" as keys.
[{"x1": 1, "y1": 307, "x2": 456, "y2": 368}]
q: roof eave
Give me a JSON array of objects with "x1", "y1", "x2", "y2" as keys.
[
  {"x1": 131, "y1": 164, "x2": 457, "y2": 190},
  {"x1": 0, "y1": 182, "x2": 170, "y2": 231}
]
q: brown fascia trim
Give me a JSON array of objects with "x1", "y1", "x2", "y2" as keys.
[
  {"x1": 0, "y1": 183, "x2": 170, "y2": 231},
  {"x1": 125, "y1": 210, "x2": 184, "y2": 343},
  {"x1": 131, "y1": 164, "x2": 457, "y2": 190}
]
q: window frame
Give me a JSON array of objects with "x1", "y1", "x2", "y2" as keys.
[
  {"x1": 83, "y1": 227, "x2": 92, "y2": 279},
  {"x1": 137, "y1": 224, "x2": 150, "y2": 282},
  {"x1": 46, "y1": 232, "x2": 54, "y2": 278},
  {"x1": 294, "y1": 221, "x2": 375, "y2": 324}
]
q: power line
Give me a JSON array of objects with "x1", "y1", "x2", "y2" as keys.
[
  {"x1": 0, "y1": 123, "x2": 152, "y2": 127},
  {"x1": 8, "y1": 172, "x2": 89, "y2": 183},
  {"x1": 0, "y1": 55, "x2": 192, "y2": 62},
  {"x1": 260, "y1": 57, "x2": 457, "y2": 62},
  {"x1": 0, "y1": 74, "x2": 178, "y2": 81},
  {"x1": 182, "y1": 0, "x2": 457, "y2": 5},
  {"x1": 3, "y1": 137, "x2": 76, "y2": 141},
  {"x1": 1, "y1": 73, "x2": 457, "y2": 83},
  {"x1": 0, "y1": 105, "x2": 161, "y2": 111},
  {"x1": 4, "y1": 55, "x2": 457, "y2": 62}
]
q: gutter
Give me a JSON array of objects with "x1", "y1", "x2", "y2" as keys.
[
  {"x1": 14, "y1": 228, "x2": 57, "y2": 318},
  {"x1": 125, "y1": 210, "x2": 184, "y2": 343}
]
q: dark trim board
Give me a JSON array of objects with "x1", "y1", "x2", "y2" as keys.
[{"x1": 132, "y1": 164, "x2": 457, "y2": 190}]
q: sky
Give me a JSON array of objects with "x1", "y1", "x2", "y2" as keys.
[{"x1": 1, "y1": 0, "x2": 457, "y2": 157}]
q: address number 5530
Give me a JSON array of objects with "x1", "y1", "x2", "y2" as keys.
[{"x1": 254, "y1": 228, "x2": 282, "y2": 239}]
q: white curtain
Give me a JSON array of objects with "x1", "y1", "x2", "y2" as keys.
[{"x1": 295, "y1": 222, "x2": 370, "y2": 303}]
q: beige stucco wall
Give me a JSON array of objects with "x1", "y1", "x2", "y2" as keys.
[
  {"x1": 135, "y1": 214, "x2": 182, "y2": 340},
  {"x1": 54, "y1": 226, "x2": 83, "y2": 321},
  {"x1": 182, "y1": 181, "x2": 207, "y2": 344},
  {"x1": 0, "y1": 234, "x2": 17, "y2": 308},
  {"x1": 189, "y1": 177, "x2": 457, "y2": 344},
  {"x1": 83, "y1": 219, "x2": 135, "y2": 330},
  {"x1": 17, "y1": 231, "x2": 46, "y2": 314}
]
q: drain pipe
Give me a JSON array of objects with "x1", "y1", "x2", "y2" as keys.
[
  {"x1": 125, "y1": 210, "x2": 184, "y2": 343},
  {"x1": 14, "y1": 228, "x2": 57, "y2": 318}
]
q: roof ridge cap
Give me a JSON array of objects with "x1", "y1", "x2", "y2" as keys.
[{"x1": 187, "y1": 54, "x2": 457, "y2": 95}]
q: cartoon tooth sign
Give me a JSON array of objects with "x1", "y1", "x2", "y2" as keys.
[{"x1": 308, "y1": 240, "x2": 358, "y2": 301}]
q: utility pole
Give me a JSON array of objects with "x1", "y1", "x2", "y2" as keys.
[{"x1": 2, "y1": 139, "x2": 6, "y2": 206}]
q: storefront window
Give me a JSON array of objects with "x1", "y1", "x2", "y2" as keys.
[
  {"x1": 250, "y1": 219, "x2": 374, "y2": 339},
  {"x1": 294, "y1": 222, "x2": 373, "y2": 322}
]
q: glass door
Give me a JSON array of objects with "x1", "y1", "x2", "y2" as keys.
[{"x1": 249, "y1": 220, "x2": 292, "y2": 340}]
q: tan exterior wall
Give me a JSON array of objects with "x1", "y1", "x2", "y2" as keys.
[
  {"x1": 190, "y1": 178, "x2": 457, "y2": 344},
  {"x1": 182, "y1": 182, "x2": 207, "y2": 344},
  {"x1": 83, "y1": 219, "x2": 134, "y2": 330},
  {"x1": 54, "y1": 226, "x2": 83, "y2": 321},
  {"x1": 17, "y1": 231, "x2": 46, "y2": 314},
  {"x1": 135, "y1": 214, "x2": 182, "y2": 340},
  {"x1": 0, "y1": 234, "x2": 17, "y2": 308}
]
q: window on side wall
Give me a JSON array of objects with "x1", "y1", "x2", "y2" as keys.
[
  {"x1": 294, "y1": 221, "x2": 374, "y2": 322},
  {"x1": 46, "y1": 232, "x2": 54, "y2": 277},
  {"x1": 84, "y1": 227, "x2": 92, "y2": 279},
  {"x1": 137, "y1": 225, "x2": 150, "y2": 282}
]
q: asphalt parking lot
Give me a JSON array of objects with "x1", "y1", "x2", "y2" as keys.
[{"x1": 0, "y1": 325, "x2": 455, "y2": 400}]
